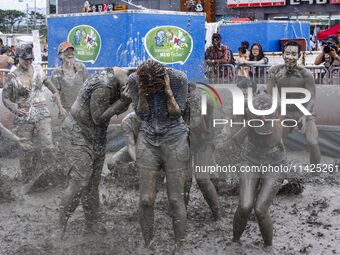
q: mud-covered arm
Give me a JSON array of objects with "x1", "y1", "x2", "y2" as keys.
[
  {"x1": 50, "y1": 69, "x2": 61, "y2": 91},
  {"x1": 2, "y1": 75, "x2": 18, "y2": 114},
  {"x1": 123, "y1": 127, "x2": 137, "y2": 161},
  {"x1": 0, "y1": 122, "x2": 19, "y2": 142},
  {"x1": 170, "y1": 70, "x2": 188, "y2": 117},
  {"x1": 128, "y1": 73, "x2": 140, "y2": 114},
  {"x1": 314, "y1": 52, "x2": 324, "y2": 65},
  {"x1": 121, "y1": 113, "x2": 140, "y2": 161},
  {"x1": 0, "y1": 122, "x2": 32, "y2": 150},
  {"x1": 43, "y1": 78, "x2": 67, "y2": 116},
  {"x1": 267, "y1": 67, "x2": 277, "y2": 96},
  {"x1": 90, "y1": 86, "x2": 131, "y2": 125},
  {"x1": 304, "y1": 71, "x2": 316, "y2": 114}
]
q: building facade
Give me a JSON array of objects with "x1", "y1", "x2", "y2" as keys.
[{"x1": 216, "y1": 0, "x2": 340, "y2": 23}]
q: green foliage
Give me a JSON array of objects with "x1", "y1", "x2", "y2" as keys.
[{"x1": 0, "y1": 9, "x2": 46, "y2": 33}]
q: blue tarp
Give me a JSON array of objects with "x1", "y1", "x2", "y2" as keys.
[
  {"x1": 47, "y1": 11, "x2": 206, "y2": 80},
  {"x1": 219, "y1": 21, "x2": 310, "y2": 53}
]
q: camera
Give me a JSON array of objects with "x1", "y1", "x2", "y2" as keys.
[{"x1": 323, "y1": 41, "x2": 337, "y2": 54}]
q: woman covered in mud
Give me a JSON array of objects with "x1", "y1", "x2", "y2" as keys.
[
  {"x1": 2, "y1": 44, "x2": 67, "y2": 194},
  {"x1": 128, "y1": 59, "x2": 188, "y2": 254},
  {"x1": 51, "y1": 41, "x2": 88, "y2": 113},
  {"x1": 231, "y1": 90, "x2": 284, "y2": 247}
]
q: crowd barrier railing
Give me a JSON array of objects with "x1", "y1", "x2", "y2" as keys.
[
  {"x1": 305, "y1": 66, "x2": 330, "y2": 85},
  {"x1": 204, "y1": 64, "x2": 235, "y2": 84},
  {"x1": 329, "y1": 67, "x2": 340, "y2": 85},
  {"x1": 1, "y1": 65, "x2": 339, "y2": 88},
  {"x1": 206, "y1": 64, "x2": 337, "y2": 85}
]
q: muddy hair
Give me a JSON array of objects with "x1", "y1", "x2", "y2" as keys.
[
  {"x1": 137, "y1": 59, "x2": 166, "y2": 93},
  {"x1": 136, "y1": 59, "x2": 167, "y2": 113}
]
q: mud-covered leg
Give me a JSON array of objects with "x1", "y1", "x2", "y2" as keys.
[
  {"x1": 58, "y1": 179, "x2": 84, "y2": 236},
  {"x1": 183, "y1": 163, "x2": 192, "y2": 209},
  {"x1": 196, "y1": 178, "x2": 220, "y2": 221},
  {"x1": 139, "y1": 168, "x2": 159, "y2": 249},
  {"x1": 166, "y1": 169, "x2": 187, "y2": 254},
  {"x1": 82, "y1": 153, "x2": 106, "y2": 235},
  {"x1": 14, "y1": 122, "x2": 34, "y2": 183},
  {"x1": 232, "y1": 175, "x2": 258, "y2": 242},
  {"x1": 164, "y1": 135, "x2": 188, "y2": 254},
  {"x1": 21, "y1": 118, "x2": 57, "y2": 193},
  {"x1": 305, "y1": 119, "x2": 321, "y2": 164},
  {"x1": 57, "y1": 149, "x2": 93, "y2": 239},
  {"x1": 254, "y1": 177, "x2": 281, "y2": 246},
  {"x1": 195, "y1": 145, "x2": 220, "y2": 220}
]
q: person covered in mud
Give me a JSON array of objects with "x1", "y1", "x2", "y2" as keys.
[
  {"x1": 51, "y1": 41, "x2": 88, "y2": 113},
  {"x1": 2, "y1": 44, "x2": 67, "y2": 193},
  {"x1": 55, "y1": 67, "x2": 132, "y2": 239},
  {"x1": 184, "y1": 83, "x2": 220, "y2": 221},
  {"x1": 0, "y1": 122, "x2": 31, "y2": 150},
  {"x1": 107, "y1": 111, "x2": 140, "y2": 171},
  {"x1": 128, "y1": 59, "x2": 188, "y2": 254},
  {"x1": 267, "y1": 41, "x2": 321, "y2": 164},
  {"x1": 232, "y1": 91, "x2": 285, "y2": 247}
]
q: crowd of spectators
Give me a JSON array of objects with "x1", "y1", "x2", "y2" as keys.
[
  {"x1": 0, "y1": 39, "x2": 15, "y2": 88},
  {"x1": 205, "y1": 32, "x2": 340, "y2": 84},
  {"x1": 314, "y1": 35, "x2": 340, "y2": 84},
  {"x1": 204, "y1": 34, "x2": 268, "y2": 83}
]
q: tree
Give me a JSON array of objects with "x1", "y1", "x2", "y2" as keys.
[
  {"x1": 0, "y1": 9, "x2": 26, "y2": 33},
  {"x1": 27, "y1": 11, "x2": 46, "y2": 38}
]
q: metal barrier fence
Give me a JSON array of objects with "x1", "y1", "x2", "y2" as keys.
[
  {"x1": 205, "y1": 64, "x2": 338, "y2": 85},
  {"x1": 330, "y1": 67, "x2": 340, "y2": 85},
  {"x1": 1, "y1": 65, "x2": 339, "y2": 88},
  {"x1": 305, "y1": 66, "x2": 329, "y2": 85},
  {"x1": 204, "y1": 64, "x2": 235, "y2": 84}
]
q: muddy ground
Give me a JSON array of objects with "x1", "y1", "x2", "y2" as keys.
[{"x1": 0, "y1": 151, "x2": 340, "y2": 255}]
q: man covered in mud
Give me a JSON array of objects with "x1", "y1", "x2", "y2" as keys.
[
  {"x1": 232, "y1": 91, "x2": 284, "y2": 247},
  {"x1": 55, "y1": 67, "x2": 132, "y2": 238},
  {"x1": 128, "y1": 59, "x2": 188, "y2": 254},
  {"x1": 51, "y1": 41, "x2": 88, "y2": 113},
  {"x1": 2, "y1": 44, "x2": 67, "y2": 193},
  {"x1": 267, "y1": 41, "x2": 321, "y2": 164}
]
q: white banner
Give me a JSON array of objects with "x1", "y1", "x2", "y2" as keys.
[{"x1": 32, "y1": 30, "x2": 42, "y2": 63}]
